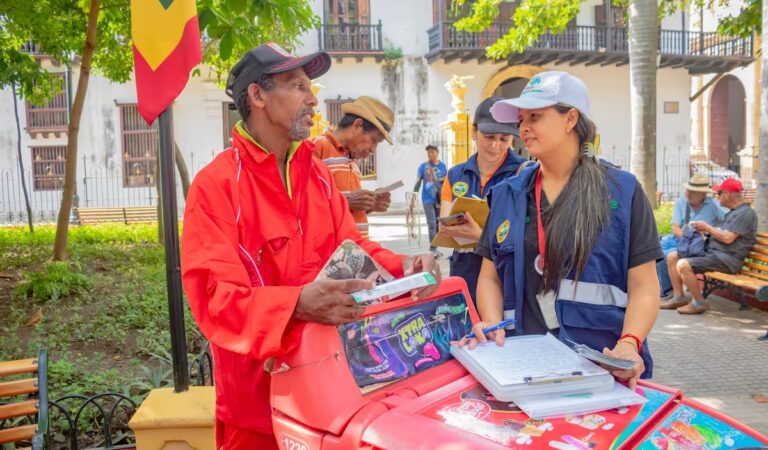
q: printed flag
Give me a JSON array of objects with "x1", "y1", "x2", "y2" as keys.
[{"x1": 131, "y1": 0, "x2": 201, "y2": 124}]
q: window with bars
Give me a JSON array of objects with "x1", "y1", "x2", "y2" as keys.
[
  {"x1": 119, "y1": 104, "x2": 159, "y2": 187},
  {"x1": 26, "y1": 73, "x2": 68, "y2": 132},
  {"x1": 31, "y1": 145, "x2": 67, "y2": 191},
  {"x1": 325, "y1": 98, "x2": 377, "y2": 179},
  {"x1": 222, "y1": 102, "x2": 240, "y2": 148}
]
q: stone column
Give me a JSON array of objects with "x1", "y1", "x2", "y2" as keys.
[
  {"x1": 309, "y1": 82, "x2": 329, "y2": 139},
  {"x1": 441, "y1": 75, "x2": 474, "y2": 165}
]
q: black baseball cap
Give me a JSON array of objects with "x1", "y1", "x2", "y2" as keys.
[
  {"x1": 225, "y1": 43, "x2": 332, "y2": 101},
  {"x1": 474, "y1": 96, "x2": 519, "y2": 136}
]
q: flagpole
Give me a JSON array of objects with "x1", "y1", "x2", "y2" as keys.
[{"x1": 158, "y1": 106, "x2": 190, "y2": 392}]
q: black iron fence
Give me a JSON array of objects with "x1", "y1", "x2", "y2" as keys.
[{"x1": 1, "y1": 153, "x2": 216, "y2": 225}]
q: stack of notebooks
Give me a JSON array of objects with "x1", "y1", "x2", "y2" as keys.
[{"x1": 450, "y1": 333, "x2": 647, "y2": 419}]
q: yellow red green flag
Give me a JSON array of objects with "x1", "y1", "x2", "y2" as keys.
[{"x1": 131, "y1": 0, "x2": 201, "y2": 124}]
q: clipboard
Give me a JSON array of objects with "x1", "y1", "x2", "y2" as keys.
[
  {"x1": 449, "y1": 333, "x2": 613, "y2": 401},
  {"x1": 430, "y1": 197, "x2": 489, "y2": 249}
]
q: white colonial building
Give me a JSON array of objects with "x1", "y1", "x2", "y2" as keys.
[{"x1": 0, "y1": 0, "x2": 758, "y2": 223}]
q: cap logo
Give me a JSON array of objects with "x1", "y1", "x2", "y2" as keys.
[
  {"x1": 522, "y1": 75, "x2": 544, "y2": 95},
  {"x1": 266, "y1": 43, "x2": 291, "y2": 57}
]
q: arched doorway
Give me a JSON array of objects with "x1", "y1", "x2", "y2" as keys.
[
  {"x1": 494, "y1": 77, "x2": 529, "y2": 99},
  {"x1": 709, "y1": 75, "x2": 746, "y2": 174}
]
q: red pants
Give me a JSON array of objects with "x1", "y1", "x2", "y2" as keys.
[{"x1": 216, "y1": 420, "x2": 279, "y2": 450}]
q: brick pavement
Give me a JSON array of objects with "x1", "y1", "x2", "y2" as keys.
[{"x1": 369, "y1": 213, "x2": 768, "y2": 434}]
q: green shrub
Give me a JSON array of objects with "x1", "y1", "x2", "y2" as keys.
[
  {"x1": 654, "y1": 203, "x2": 674, "y2": 236},
  {"x1": 14, "y1": 261, "x2": 92, "y2": 303}
]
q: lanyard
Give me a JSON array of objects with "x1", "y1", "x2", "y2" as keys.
[{"x1": 534, "y1": 170, "x2": 546, "y2": 270}]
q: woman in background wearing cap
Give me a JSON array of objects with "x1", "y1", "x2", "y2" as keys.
[
  {"x1": 461, "y1": 71, "x2": 663, "y2": 388},
  {"x1": 438, "y1": 96, "x2": 526, "y2": 304}
]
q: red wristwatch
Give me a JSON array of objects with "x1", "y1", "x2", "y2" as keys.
[{"x1": 619, "y1": 333, "x2": 643, "y2": 354}]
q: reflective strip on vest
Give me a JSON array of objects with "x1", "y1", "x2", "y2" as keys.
[{"x1": 558, "y1": 279, "x2": 628, "y2": 308}]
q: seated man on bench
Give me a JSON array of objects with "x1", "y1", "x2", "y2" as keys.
[{"x1": 662, "y1": 178, "x2": 757, "y2": 314}]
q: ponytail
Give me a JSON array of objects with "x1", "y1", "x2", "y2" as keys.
[{"x1": 541, "y1": 105, "x2": 610, "y2": 292}]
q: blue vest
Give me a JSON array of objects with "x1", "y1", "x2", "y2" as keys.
[
  {"x1": 446, "y1": 150, "x2": 525, "y2": 201},
  {"x1": 446, "y1": 151, "x2": 525, "y2": 302},
  {"x1": 486, "y1": 162, "x2": 653, "y2": 377}
]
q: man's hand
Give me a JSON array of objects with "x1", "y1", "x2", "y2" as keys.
[
  {"x1": 346, "y1": 189, "x2": 376, "y2": 212},
  {"x1": 294, "y1": 279, "x2": 373, "y2": 325},
  {"x1": 690, "y1": 220, "x2": 711, "y2": 234},
  {"x1": 370, "y1": 192, "x2": 391, "y2": 212},
  {"x1": 402, "y1": 254, "x2": 442, "y2": 301}
]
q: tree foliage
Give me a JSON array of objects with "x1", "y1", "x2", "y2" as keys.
[
  {"x1": 198, "y1": 0, "x2": 318, "y2": 79},
  {"x1": 451, "y1": 0, "x2": 745, "y2": 60},
  {"x1": 453, "y1": 0, "x2": 581, "y2": 59},
  {"x1": 0, "y1": 0, "x2": 319, "y2": 104},
  {"x1": 718, "y1": 0, "x2": 761, "y2": 37}
]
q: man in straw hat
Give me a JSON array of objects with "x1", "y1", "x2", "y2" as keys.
[
  {"x1": 657, "y1": 173, "x2": 726, "y2": 300},
  {"x1": 662, "y1": 177, "x2": 757, "y2": 314},
  {"x1": 313, "y1": 96, "x2": 395, "y2": 238},
  {"x1": 180, "y1": 43, "x2": 440, "y2": 449}
]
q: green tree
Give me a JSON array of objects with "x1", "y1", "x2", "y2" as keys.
[
  {"x1": 718, "y1": 0, "x2": 761, "y2": 37},
  {"x1": 0, "y1": 0, "x2": 318, "y2": 260}
]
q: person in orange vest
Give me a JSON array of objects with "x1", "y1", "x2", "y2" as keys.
[
  {"x1": 313, "y1": 97, "x2": 394, "y2": 238},
  {"x1": 180, "y1": 43, "x2": 441, "y2": 450}
]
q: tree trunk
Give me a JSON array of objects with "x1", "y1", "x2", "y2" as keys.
[
  {"x1": 52, "y1": 0, "x2": 99, "y2": 260},
  {"x1": 757, "y1": 5, "x2": 768, "y2": 231},
  {"x1": 174, "y1": 142, "x2": 190, "y2": 199},
  {"x1": 12, "y1": 82, "x2": 34, "y2": 233},
  {"x1": 628, "y1": 0, "x2": 659, "y2": 208}
]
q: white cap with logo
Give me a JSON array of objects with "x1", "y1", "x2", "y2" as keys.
[{"x1": 490, "y1": 71, "x2": 591, "y2": 124}]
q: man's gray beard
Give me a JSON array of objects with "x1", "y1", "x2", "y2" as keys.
[{"x1": 288, "y1": 118, "x2": 310, "y2": 141}]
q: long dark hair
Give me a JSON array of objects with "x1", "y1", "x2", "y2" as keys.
[{"x1": 541, "y1": 104, "x2": 610, "y2": 292}]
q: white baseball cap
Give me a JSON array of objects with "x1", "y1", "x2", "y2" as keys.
[{"x1": 490, "y1": 71, "x2": 591, "y2": 124}]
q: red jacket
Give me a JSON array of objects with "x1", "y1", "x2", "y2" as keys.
[{"x1": 181, "y1": 131, "x2": 404, "y2": 433}]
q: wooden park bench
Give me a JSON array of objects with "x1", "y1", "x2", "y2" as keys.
[
  {"x1": 75, "y1": 206, "x2": 157, "y2": 225},
  {"x1": 703, "y1": 231, "x2": 768, "y2": 310},
  {"x1": 0, "y1": 349, "x2": 48, "y2": 449}
]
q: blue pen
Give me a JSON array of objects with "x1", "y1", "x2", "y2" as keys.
[{"x1": 465, "y1": 319, "x2": 515, "y2": 339}]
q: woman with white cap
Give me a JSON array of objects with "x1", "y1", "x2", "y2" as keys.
[{"x1": 459, "y1": 71, "x2": 663, "y2": 388}]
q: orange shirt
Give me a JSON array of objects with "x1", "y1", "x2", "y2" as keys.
[
  {"x1": 312, "y1": 131, "x2": 369, "y2": 236},
  {"x1": 440, "y1": 152, "x2": 509, "y2": 203}
]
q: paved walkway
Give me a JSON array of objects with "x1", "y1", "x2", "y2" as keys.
[{"x1": 368, "y1": 213, "x2": 768, "y2": 434}]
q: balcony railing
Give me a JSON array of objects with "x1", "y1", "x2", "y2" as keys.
[
  {"x1": 318, "y1": 21, "x2": 384, "y2": 53},
  {"x1": 428, "y1": 22, "x2": 753, "y2": 58}
]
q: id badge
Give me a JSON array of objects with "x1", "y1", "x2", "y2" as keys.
[{"x1": 536, "y1": 290, "x2": 560, "y2": 330}]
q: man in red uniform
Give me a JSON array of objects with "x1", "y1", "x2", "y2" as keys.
[
  {"x1": 181, "y1": 43, "x2": 441, "y2": 450},
  {"x1": 313, "y1": 96, "x2": 394, "y2": 237}
]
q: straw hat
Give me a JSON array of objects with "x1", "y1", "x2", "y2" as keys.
[
  {"x1": 341, "y1": 96, "x2": 394, "y2": 144},
  {"x1": 682, "y1": 173, "x2": 712, "y2": 193}
]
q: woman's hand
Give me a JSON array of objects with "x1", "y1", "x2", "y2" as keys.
[
  {"x1": 603, "y1": 341, "x2": 644, "y2": 390},
  {"x1": 454, "y1": 321, "x2": 505, "y2": 350},
  {"x1": 439, "y1": 212, "x2": 483, "y2": 242}
]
